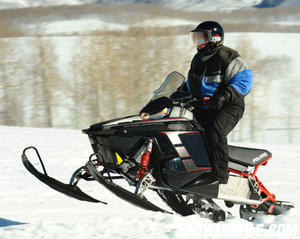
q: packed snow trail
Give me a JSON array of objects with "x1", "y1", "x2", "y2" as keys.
[{"x1": 0, "y1": 126, "x2": 299, "y2": 239}]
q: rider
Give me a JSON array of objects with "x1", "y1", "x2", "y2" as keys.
[{"x1": 174, "y1": 21, "x2": 253, "y2": 184}]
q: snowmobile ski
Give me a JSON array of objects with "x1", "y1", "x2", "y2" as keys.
[
  {"x1": 22, "y1": 146, "x2": 106, "y2": 204},
  {"x1": 86, "y1": 160, "x2": 172, "y2": 214}
]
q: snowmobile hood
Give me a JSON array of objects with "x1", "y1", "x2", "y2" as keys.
[{"x1": 82, "y1": 115, "x2": 193, "y2": 134}]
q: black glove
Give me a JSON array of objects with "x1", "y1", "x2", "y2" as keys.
[
  {"x1": 170, "y1": 90, "x2": 190, "y2": 101},
  {"x1": 188, "y1": 98, "x2": 202, "y2": 108},
  {"x1": 209, "y1": 94, "x2": 226, "y2": 111}
]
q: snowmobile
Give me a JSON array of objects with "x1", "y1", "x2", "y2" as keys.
[{"x1": 22, "y1": 71, "x2": 294, "y2": 222}]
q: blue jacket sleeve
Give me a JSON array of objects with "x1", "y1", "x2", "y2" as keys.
[{"x1": 223, "y1": 57, "x2": 253, "y2": 102}]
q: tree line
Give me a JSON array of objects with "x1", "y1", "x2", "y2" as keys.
[{"x1": 0, "y1": 27, "x2": 298, "y2": 143}]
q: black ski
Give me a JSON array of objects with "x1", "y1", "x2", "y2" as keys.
[
  {"x1": 86, "y1": 160, "x2": 172, "y2": 214},
  {"x1": 22, "y1": 146, "x2": 106, "y2": 204}
]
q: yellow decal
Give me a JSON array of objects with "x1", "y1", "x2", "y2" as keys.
[{"x1": 115, "y1": 152, "x2": 123, "y2": 165}]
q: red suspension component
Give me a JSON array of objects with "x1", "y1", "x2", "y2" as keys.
[{"x1": 138, "y1": 139, "x2": 153, "y2": 179}]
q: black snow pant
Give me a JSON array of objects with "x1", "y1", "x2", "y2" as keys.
[{"x1": 193, "y1": 104, "x2": 244, "y2": 180}]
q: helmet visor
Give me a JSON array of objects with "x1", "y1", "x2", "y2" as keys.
[{"x1": 190, "y1": 31, "x2": 208, "y2": 47}]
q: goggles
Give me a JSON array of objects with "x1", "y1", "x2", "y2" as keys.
[{"x1": 190, "y1": 31, "x2": 210, "y2": 49}]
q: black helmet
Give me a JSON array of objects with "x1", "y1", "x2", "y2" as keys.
[{"x1": 190, "y1": 21, "x2": 224, "y2": 49}]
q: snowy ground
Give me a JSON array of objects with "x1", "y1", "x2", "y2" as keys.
[
  {"x1": 0, "y1": 125, "x2": 299, "y2": 239},
  {"x1": 39, "y1": 18, "x2": 199, "y2": 35}
]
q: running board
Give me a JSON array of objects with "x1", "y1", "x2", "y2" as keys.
[
  {"x1": 22, "y1": 146, "x2": 106, "y2": 204},
  {"x1": 86, "y1": 161, "x2": 172, "y2": 214},
  {"x1": 217, "y1": 195, "x2": 262, "y2": 205},
  {"x1": 217, "y1": 176, "x2": 262, "y2": 205}
]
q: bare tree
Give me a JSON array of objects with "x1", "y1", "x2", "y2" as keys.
[
  {"x1": 234, "y1": 38, "x2": 263, "y2": 142},
  {"x1": 0, "y1": 39, "x2": 25, "y2": 126},
  {"x1": 0, "y1": 39, "x2": 11, "y2": 125},
  {"x1": 29, "y1": 33, "x2": 61, "y2": 127}
]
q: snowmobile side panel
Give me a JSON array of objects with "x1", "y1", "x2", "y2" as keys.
[
  {"x1": 160, "y1": 131, "x2": 213, "y2": 188},
  {"x1": 181, "y1": 180, "x2": 219, "y2": 198},
  {"x1": 86, "y1": 161, "x2": 172, "y2": 214},
  {"x1": 22, "y1": 147, "x2": 105, "y2": 204}
]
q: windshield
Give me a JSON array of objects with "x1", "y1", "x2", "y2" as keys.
[{"x1": 152, "y1": 71, "x2": 185, "y2": 100}]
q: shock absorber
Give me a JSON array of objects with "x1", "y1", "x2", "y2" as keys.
[{"x1": 138, "y1": 139, "x2": 153, "y2": 179}]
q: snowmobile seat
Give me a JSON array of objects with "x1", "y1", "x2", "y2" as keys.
[
  {"x1": 228, "y1": 145, "x2": 272, "y2": 167},
  {"x1": 228, "y1": 161, "x2": 248, "y2": 172}
]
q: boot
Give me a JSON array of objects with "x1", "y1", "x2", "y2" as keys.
[
  {"x1": 215, "y1": 167, "x2": 229, "y2": 184},
  {"x1": 210, "y1": 167, "x2": 229, "y2": 184}
]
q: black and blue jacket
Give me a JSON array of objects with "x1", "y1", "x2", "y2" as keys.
[{"x1": 185, "y1": 45, "x2": 253, "y2": 110}]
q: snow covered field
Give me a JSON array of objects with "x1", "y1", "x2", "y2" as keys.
[
  {"x1": 0, "y1": 125, "x2": 299, "y2": 239},
  {"x1": 39, "y1": 18, "x2": 199, "y2": 35}
]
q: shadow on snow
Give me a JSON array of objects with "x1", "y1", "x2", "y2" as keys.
[{"x1": 0, "y1": 218, "x2": 28, "y2": 227}]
